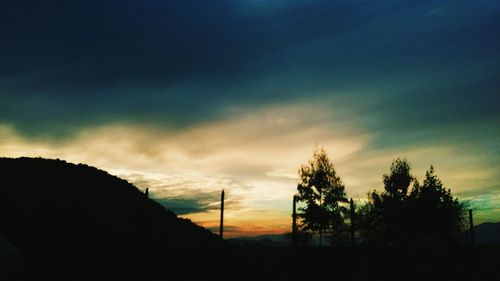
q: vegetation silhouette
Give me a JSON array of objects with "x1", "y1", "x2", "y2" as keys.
[
  {"x1": 358, "y1": 158, "x2": 466, "y2": 246},
  {"x1": 296, "y1": 148, "x2": 348, "y2": 246},
  {"x1": 0, "y1": 157, "x2": 225, "y2": 281},
  {"x1": 0, "y1": 156, "x2": 498, "y2": 281}
]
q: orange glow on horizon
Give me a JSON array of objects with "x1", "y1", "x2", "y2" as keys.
[{"x1": 182, "y1": 210, "x2": 291, "y2": 238}]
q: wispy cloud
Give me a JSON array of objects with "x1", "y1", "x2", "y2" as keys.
[
  {"x1": 1, "y1": 98, "x2": 499, "y2": 236},
  {"x1": 123, "y1": 173, "x2": 244, "y2": 215}
]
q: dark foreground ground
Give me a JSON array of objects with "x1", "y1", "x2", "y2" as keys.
[
  {"x1": 227, "y1": 245, "x2": 499, "y2": 281},
  {"x1": 1, "y1": 244, "x2": 499, "y2": 281},
  {"x1": 1, "y1": 158, "x2": 498, "y2": 281}
]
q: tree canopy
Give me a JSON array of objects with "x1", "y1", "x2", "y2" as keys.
[
  {"x1": 358, "y1": 159, "x2": 465, "y2": 246},
  {"x1": 382, "y1": 158, "x2": 414, "y2": 199},
  {"x1": 407, "y1": 166, "x2": 465, "y2": 244},
  {"x1": 296, "y1": 148, "x2": 348, "y2": 245}
]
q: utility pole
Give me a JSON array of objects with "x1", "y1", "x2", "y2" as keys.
[
  {"x1": 292, "y1": 195, "x2": 297, "y2": 247},
  {"x1": 468, "y1": 209, "x2": 474, "y2": 245},
  {"x1": 220, "y1": 189, "x2": 225, "y2": 239},
  {"x1": 350, "y1": 198, "x2": 355, "y2": 246}
]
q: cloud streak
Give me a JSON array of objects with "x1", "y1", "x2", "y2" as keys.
[
  {"x1": 1, "y1": 98, "x2": 499, "y2": 235},
  {"x1": 123, "y1": 173, "x2": 244, "y2": 215},
  {"x1": 1, "y1": 1, "x2": 499, "y2": 139}
]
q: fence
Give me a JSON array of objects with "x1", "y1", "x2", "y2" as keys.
[
  {"x1": 291, "y1": 196, "x2": 500, "y2": 246},
  {"x1": 465, "y1": 207, "x2": 500, "y2": 245}
]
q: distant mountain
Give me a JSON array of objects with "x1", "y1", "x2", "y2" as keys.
[
  {"x1": 472, "y1": 222, "x2": 500, "y2": 245},
  {"x1": 0, "y1": 157, "x2": 224, "y2": 280},
  {"x1": 229, "y1": 234, "x2": 290, "y2": 247}
]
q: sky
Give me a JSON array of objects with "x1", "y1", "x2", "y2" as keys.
[{"x1": 1, "y1": 0, "x2": 499, "y2": 237}]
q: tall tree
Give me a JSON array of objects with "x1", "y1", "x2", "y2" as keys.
[
  {"x1": 360, "y1": 158, "x2": 416, "y2": 245},
  {"x1": 296, "y1": 148, "x2": 347, "y2": 245},
  {"x1": 382, "y1": 158, "x2": 414, "y2": 199},
  {"x1": 359, "y1": 159, "x2": 465, "y2": 246},
  {"x1": 407, "y1": 166, "x2": 465, "y2": 244}
]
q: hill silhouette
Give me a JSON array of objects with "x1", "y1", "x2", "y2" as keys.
[
  {"x1": 471, "y1": 222, "x2": 500, "y2": 245},
  {"x1": 228, "y1": 234, "x2": 290, "y2": 247},
  {"x1": 1, "y1": 157, "x2": 499, "y2": 281},
  {"x1": 0, "y1": 157, "x2": 224, "y2": 280}
]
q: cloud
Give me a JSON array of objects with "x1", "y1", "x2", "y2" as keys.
[
  {"x1": 0, "y1": 101, "x2": 369, "y2": 234},
  {"x1": 122, "y1": 173, "x2": 244, "y2": 215},
  {"x1": 2, "y1": 98, "x2": 499, "y2": 236},
  {"x1": 1, "y1": 1, "x2": 500, "y2": 235},
  {"x1": 1, "y1": 1, "x2": 499, "y2": 140},
  {"x1": 457, "y1": 185, "x2": 500, "y2": 209}
]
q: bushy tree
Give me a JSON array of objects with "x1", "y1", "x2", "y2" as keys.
[
  {"x1": 296, "y1": 148, "x2": 347, "y2": 245},
  {"x1": 407, "y1": 166, "x2": 465, "y2": 244},
  {"x1": 382, "y1": 158, "x2": 414, "y2": 199},
  {"x1": 358, "y1": 159, "x2": 465, "y2": 246},
  {"x1": 360, "y1": 158, "x2": 416, "y2": 245}
]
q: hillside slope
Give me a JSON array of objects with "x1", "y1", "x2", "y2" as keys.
[
  {"x1": 0, "y1": 157, "x2": 223, "y2": 280},
  {"x1": 473, "y1": 222, "x2": 500, "y2": 245}
]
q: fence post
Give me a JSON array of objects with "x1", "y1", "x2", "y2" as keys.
[
  {"x1": 292, "y1": 195, "x2": 297, "y2": 247},
  {"x1": 220, "y1": 189, "x2": 224, "y2": 239},
  {"x1": 350, "y1": 198, "x2": 355, "y2": 246},
  {"x1": 468, "y1": 209, "x2": 474, "y2": 245}
]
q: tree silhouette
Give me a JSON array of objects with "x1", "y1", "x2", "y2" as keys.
[
  {"x1": 296, "y1": 148, "x2": 347, "y2": 246},
  {"x1": 382, "y1": 158, "x2": 414, "y2": 199},
  {"x1": 360, "y1": 158, "x2": 416, "y2": 245},
  {"x1": 407, "y1": 166, "x2": 465, "y2": 244},
  {"x1": 359, "y1": 159, "x2": 465, "y2": 246}
]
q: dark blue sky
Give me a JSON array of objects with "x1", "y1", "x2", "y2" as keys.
[
  {"x1": 2, "y1": 0, "x2": 499, "y2": 137},
  {"x1": 1, "y1": 1, "x2": 499, "y2": 230}
]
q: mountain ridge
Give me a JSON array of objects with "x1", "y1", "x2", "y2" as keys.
[{"x1": 0, "y1": 157, "x2": 224, "y2": 280}]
